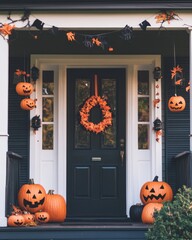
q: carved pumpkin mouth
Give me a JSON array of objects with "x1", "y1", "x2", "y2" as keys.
[
  {"x1": 23, "y1": 197, "x2": 45, "y2": 208},
  {"x1": 169, "y1": 106, "x2": 183, "y2": 110},
  {"x1": 23, "y1": 89, "x2": 31, "y2": 94},
  {"x1": 38, "y1": 217, "x2": 47, "y2": 221},
  {"x1": 26, "y1": 104, "x2": 34, "y2": 109},
  {"x1": 143, "y1": 193, "x2": 166, "y2": 202},
  {"x1": 14, "y1": 221, "x2": 24, "y2": 226}
]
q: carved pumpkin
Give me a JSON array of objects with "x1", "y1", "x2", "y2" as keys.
[
  {"x1": 35, "y1": 211, "x2": 50, "y2": 223},
  {"x1": 141, "y1": 203, "x2": 163, "y2": 224},
  {"x1": 7, "y1": 214, "x2": 25, "y2": 227},
  {"x1": 140, "y1": 176, "x2": 173, "y2": 204},
  {"x1": 129, "y1": 203, "x2": 144, "y2": 222},
  {"x1": 16, "y1": 82, "x2": 34, "y2": 96},
  {"x1": 20, "y1": 98, "x2": 36, "y2": 110},
  {"x1": 168, "y1": 95, "x2": 186, "y2": 112},
  {"x1": 18, "y1": 179, "x2": 46, "y2": 213},
  {"x1": 43, "y1": 190, "x2": 66, "y2": 222},
  {"x1": 22, "y1": 211, "x2": 35, "y2": 224}
]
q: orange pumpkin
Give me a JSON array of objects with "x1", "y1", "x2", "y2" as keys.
[
  {"x1": 16, "y1": 82, "x2": 34, "y2": 96},
  {"x1": 7, "y1": 214, "x2": 25, "y2": 227},
  {"x1": 168, "y1": 95, "x2": 186, "y2": 112},
  {"x1": 43, "y1": 190, "x2": 66, "y2": 222},
  {"x1": 20, "y1": 98, "x2": 37, "y2": 110},
  {"x1": 22, "y1": 211, "x2": 35, "y2": 224},
  {"x1": 18, "y1": 179, "x2": 46, "y2": 213},
  {"x1": 141, "y1": 203, "x2": 163, "y2": 224},
  {"x1": 140, "y1": 176, "x2": 173, "y2": 204},
  {"x1": 35, "y1": 211, "x2": 50, "y2": 223}
]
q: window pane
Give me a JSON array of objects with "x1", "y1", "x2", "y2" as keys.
[
  {"x1": 101, "y1": 78, "x2": 116, "y2": 148},
  {"x1": 42, "y1": 124, "x2": 53, "y2": 149},
  {"x1": 138, "y1": 71, "x2": 149, "y2": 95},
  {"x1": 138, "y1": 124, "x2": 149, "y2": 149},
  {"x1": 75, "y1": 79, "x2": 90, "y2": 149},
  {"x1": 42, "y1": 71, "x2": 54, "y2": 95},
  {"x1": 43, "y1": 97, "x2": 54, "y2": 122},
  {"x1": 138, "y1": 97, "x2": 149, "y2": 122}
]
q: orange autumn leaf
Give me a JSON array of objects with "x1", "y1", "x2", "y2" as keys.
[
  {"x1": 0, "y1": 24, "x2": 15, "y2": 36},
  {"x1": 92, "y1": 38, "x2": 102, "y2": 46},
  {"x1": 66, "y1": 32, "x2": 75, "y2": 41},
  {"x1": 171, "y1": 65, "x2": 183, "y2": 79}
]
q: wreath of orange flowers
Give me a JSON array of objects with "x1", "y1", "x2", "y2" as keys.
[{"x1": 79, "y1": 95, "x2": 112, "y2": 134}]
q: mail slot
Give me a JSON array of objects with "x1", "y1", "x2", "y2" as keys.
[{"x1": 92, "y1": 157, "x2": 101, "y2": 161}]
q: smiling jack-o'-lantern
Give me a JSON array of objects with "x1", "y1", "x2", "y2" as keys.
[
  {"x1": 18, "y1": 179, "x2": 46, "y2": 213},
  {"x1": 22, "y1": 211, "x2": 35, "y2": 224},
  {"x1": 16, "y1": 82, "x2": 34, "y2": 96},
  {"x1": 35, "y1": 211, "x2": 50, "y2": 223},
  {"x1": 7, "y1": 214, "x2": 25, "y2": 227},
  {"x1": 140, "y1": 176, "x2": 173, "y2": 204},
  {"x1": 20, "y1": 98, "x2": 37, "y2": 110},
  {"x1": 168, "y1": 95, "x2": 186, "y2": 112}
]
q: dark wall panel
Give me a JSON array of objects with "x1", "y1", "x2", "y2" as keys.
[
  {"x1": 163, "y1": 57, "x2": 190, "y2": 193},
  {"x1": 8, "y1": 57, "x2": 30, "y2": 187}
]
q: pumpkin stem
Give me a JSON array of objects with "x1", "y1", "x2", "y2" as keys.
[
  {"x1": 153, "y1": 176, "x2": 159, "y2": 182},
  {"x1": 48, "y1": 189, "x2": 54, "y2": 195},
  {"x1": 29, "y1": 178, "x2": 34, "y2": 184}
]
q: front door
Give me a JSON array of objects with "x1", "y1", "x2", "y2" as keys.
[{"x1": 67, "y1": 68, "x2": 126, "y2": 218}]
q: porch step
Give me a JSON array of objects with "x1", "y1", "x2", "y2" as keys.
[{"x1": 0, "y1": 222, "x2": 148, "y2": 240}]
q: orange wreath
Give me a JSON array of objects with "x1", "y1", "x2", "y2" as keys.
[{"x1": 79, "y1": 95, "x2": 112, "y2": 134}]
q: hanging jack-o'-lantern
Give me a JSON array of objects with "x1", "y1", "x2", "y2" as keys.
[
  {"x1": 20, "y1": 98, "x2": 37, "y2": 110},
  {"x1": 16, "y1": 82, "x2": 34, "y2": 96},
  {"x1": 168, "y1": 95, "x2": 186, "y2": 112},
  {"x1": 18, "y1": 179, "x2": 46, "y2": 213},
  {"x1": 140, "y1": 176, "x2": 173, "y2": 204}
]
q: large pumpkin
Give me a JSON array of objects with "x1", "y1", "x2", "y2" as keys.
[
  {"x1": 18, "y1": 179, "x2": 46, "y2": 213},
  {"x1": 141, "y1": 203, "x2": 163, "y2": 224},
  {"x1": 168, "y1": 95, "x2": 186, "y2": 112},
  {"x1": 16, "y1": 82, "x2": 34, "y2": 96},
  {"x1": 140, "y1": 176, "x2": 173, "y2": 204},
  {"x1": 20, "y1": 98, "x2": 36, "y2": 110},
  {"x1": 43, "y1": 190, "x2": 66, "y2": 222}
]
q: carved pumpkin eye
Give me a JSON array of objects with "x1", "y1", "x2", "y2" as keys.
[
  {"x1": 145, "y1": 185, "x2": 149, "y2": 190},
  {"x1": 38, "y1": 190, "x2": 42, "y2": 194},
  {"x1": 170, "y1": 101, "x2": 173, "y2": 104},
  {"x1": 160, "y1": 185, "x2": 164, "y2": 189},
  {"x1": 26, "y1": 189, "x2": 31, "y2": 194},
  {"x1": 179, "y1": 101, "x2": 183, "y2": 104}
]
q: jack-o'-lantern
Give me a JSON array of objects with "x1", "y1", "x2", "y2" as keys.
[
  {"x1": 35, "y1": 211, "x2": 50, "y2": 223},
  {"x1": 140, "y1": 176, "x2": 173, "y2": 204},
  {"x1": 22, "y1": 211, "x2": 35, "y2": 224},
  {"x1": 18, "y1": 179, "x2": 46, "y2": 213},
  {"x1": 168, "y1": 95, "x2": 186, "y2": 112},
  {"x1": 7, "y1": 214, "x2": 25, "y2": 227},
  {"x1": 20, "y1": 98, "x2": 37, "y2": 110},
  {"x1": 43, "y1": 190, "x2": 66, "y2": 222},
  {"x1": 16, "y1": 82, "x2": 34, "y2": 96},
  {"x1": 141, "y1": 203, "x2": 163, "y2": 224}
]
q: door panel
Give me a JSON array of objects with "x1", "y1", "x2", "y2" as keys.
[{"x1": 67, "y1": 68, "x2": 126, "y2": 218}]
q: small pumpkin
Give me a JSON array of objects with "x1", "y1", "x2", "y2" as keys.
[
  {"x1": 16, "y1": 82, "x2": 34, "y2": 96},
  {"x1": 43, "y1": 190, "x2": 66, "y2": 222},
  {"x1": 168, "y1": 95, "x2": 186, "y2": 112},
  {"x1": 35, "y1": 211, "x2": 50, "y2": 223},
  {"x1": 129, "y1": 203, "x2": 144, "y2": 222},
  {"x1": 7, "y1": 214, "x2": 25, "y2": 227},
  {"x1": 20, "y1": 98, "x2": 37, "y2": 110},
  {"x1": 18, "y1": 179, "x2": 46, "y2": 213},
  {"x1": 140, "y1": 176, "x2": 173, "y2": 204},
  {"x1": 141, "y1": 202, "x2": 163, "y2": 224},
  {"x1": 22, "y1": 211, "x2": 35, "y2": 224}
]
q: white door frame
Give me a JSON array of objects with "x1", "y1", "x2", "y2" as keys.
[{"x1": 30, "y1": 54, "x2": 162, "y2": 216}]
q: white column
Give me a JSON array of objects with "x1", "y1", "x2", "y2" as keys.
[
  {"x1": 0, "y1": 37, "x2": 9, "y2": 226},
  {"x1": 189, "y1": 29, "x2": 192, "y2": 151}
]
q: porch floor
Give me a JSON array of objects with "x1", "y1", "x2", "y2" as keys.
[{"x1": 0, "y1": 220, "x2": 149, "y2": 240}]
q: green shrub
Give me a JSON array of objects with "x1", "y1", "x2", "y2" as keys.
[{"x1": 146, "y1": 186, "x2": 192, "y2": 240}]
